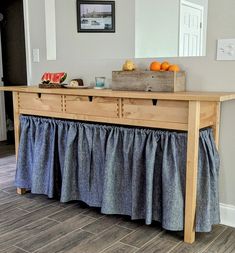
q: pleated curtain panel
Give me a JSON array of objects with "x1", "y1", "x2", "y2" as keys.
[{"x1": 16, "y1": 116, "x2": 220, "y2": 232}]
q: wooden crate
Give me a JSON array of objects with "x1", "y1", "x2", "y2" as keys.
[{"x1": 112, "y1": 70, "x2": 186, "y2": 92}]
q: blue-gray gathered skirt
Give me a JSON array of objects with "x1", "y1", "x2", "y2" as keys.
[{"x1": 15, "y1": 115, "x2": 220, "y2": 232}]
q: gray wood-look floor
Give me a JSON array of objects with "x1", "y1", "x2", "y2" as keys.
[{"x1": 0, "y1": 142, "x2": 234, "y2": 253}]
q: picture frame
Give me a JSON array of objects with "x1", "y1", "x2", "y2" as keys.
[{"x1": 77, "y1": 0, "x2": 115, "y2": 33}]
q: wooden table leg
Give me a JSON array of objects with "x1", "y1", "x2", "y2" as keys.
[
  {"x1": 13, "y1": 92, "x2": 20, "y2": 161},
  {"x1": 212, "y1": 102, "x2": 221, "y2": 149},
  {"x1": 184, "y1": 101, "x2": 201, "y2": 244},
  {"x1": 13, "y1": 92, "x2": 26, "y2": 195}
]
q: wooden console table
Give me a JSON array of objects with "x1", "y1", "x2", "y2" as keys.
[{"x1": 1, "y1": 86, "x2": 235, "y2": 244}]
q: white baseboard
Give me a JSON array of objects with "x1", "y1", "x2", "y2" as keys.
[{"x1": 220, "y1": 203, "x2": 235, "y2": 228}]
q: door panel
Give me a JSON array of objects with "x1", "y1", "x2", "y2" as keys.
[
  {"x1": 0, "y1": 0, "x2": 27, "y2": 142},
  {"x1": 1, "y1": 0, "x2": 27, "y2": 85},
  {"x1": 179, "y1": 1, "x2": 203, "y2": 57}
]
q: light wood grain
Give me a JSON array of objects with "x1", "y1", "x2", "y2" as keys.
[
  {"x1": 199, "y1": 102, "x2": 216, "y2": 129},
  {"x1": 16, "y1": 188, "x2": 27, "y2": 195},
  {"x1": 212, "y1": 102, "x2": 221, "y2": 149},
  {"x1": 65, "y1": 96, "x2": 119, "y2": 118},
  {"x1": 13, "y1": 92, "x2": 25, "y2": 195},
  {"x1": 184, "y1": 101, "x2": 201, "y2": 244},
  {"x1": 1, "y1": 86, "x2": 235, "y2": 101},
  {"x1": 19, "y1": 92, "x2": 63, "y2": 112},
  {"x1": 123, "y1": 99, "x2": 188, "y2": 124},
  {"x1": 118, "y1": 98, "x2": 123, "y2": 118},
  {"x1": 19, "y1": 109, "x2": 189, "y2": 131},
  {"x1": 12, "y1": 92, "x2": 20, "y2": 161},
  {"x1": 200, "y1": 102, "x2": 216, "y2": 123}
]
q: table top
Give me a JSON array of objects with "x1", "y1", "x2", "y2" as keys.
[{"x1": 1, "y1": 86, "x2": 235, "y2": 102}]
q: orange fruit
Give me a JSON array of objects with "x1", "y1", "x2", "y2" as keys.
[
  {"x1": 168, "y1": 64, "x2": 180, "y2": 72},
  {"x1": 161, "y1": 61, "x2": 170, "y2": 71},
  {"x1": 150, "y1": 61, "x2": 161, "y2": 71}
]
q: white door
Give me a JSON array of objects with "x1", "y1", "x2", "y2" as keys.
[
  {"x1": 0, "y1": 30, "x2": 7, "y2": 141},
  {"x1": 179, "y1": 0, "x2": 203, "y2": 57}
]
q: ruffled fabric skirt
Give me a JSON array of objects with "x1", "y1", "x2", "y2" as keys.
[{"x1": 16, "y1": 115, "x2": 220, "y2": 232}]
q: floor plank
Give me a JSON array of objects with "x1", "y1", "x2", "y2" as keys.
[
  {"x1": 82, "y1": 215, "x2": 122, "y2": 234},
  {"x1": 0, "y1": 247, "x2": 28, "y2": 253},
  {"x1": 101, "y1": 242, "x2": 137, "y2": 253},
  {"x1": 0, "y1": 207, "x2": 28, "y2": 224},
  {"x1": 203, "y1": 227, "x2": 235, "y2": 253},
  {"x1": 35, "y1": 229, "x2": 93, "y2": 253},
  {"x1": 48, "y1": 203, "x2": 87, "y2": 222},
  {"x1": 117, "y1": 217, "x2": 145, "y2": 230},
  {"x1": 120, "y1": 224, "x2": 162, "y2": 248},
  {"x1": 0, "y1": 143, "x2": 233, "y2": 253},
  {"x1": 82, "y1": 207, "x2": 104, "y2": 219},
  {"x1": 136, "y1": 237, "x2": 178, "y2": 253},
  {"x1": 16, "y1": 214, "x2": 96, "y2": 252},
  {"x1": 171, "y1": 225, "x2": 226, "y2": 253},
  {"x1": 0, "y1": 205, "x2": 64, "y2": 236},
  {"x1": 67, "y1": 225, "x2": 132, "y2": 253},
  {"x1": 0, "y1": 218, "x2": 59, "y2": 251}
]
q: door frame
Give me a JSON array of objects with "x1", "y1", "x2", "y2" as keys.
[
  {"x1": 179, "y1": 0, "x2": 204, "y2": 56},
  {"x1": 0, "y1": 30, "x2": 7, "y2": 141},
  {"x1": 23, "y1": 0, "x2": 32, "y2": 85}
]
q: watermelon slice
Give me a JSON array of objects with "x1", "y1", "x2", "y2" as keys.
[
  {"x1": 41, "y1": 72, "x2": 67, "y2": 84},
  {"x1": 41, "y1": 73, "x2": 51, "y2": 84}
]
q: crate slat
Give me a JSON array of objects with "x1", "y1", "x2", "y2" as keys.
[{"x1": 112, "y1": 70, "x2": 186, "y2": 92}]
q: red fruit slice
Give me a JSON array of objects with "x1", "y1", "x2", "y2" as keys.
[
  {"x1": 41, "y1": 72, "x2": 51, "y2": 84},
  {"x1": 41, "y1": 72, "x2": 67, "y2": 84}
]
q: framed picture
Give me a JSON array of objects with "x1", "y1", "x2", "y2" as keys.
[{"x1": 77, "y1": 1, "x2": 115, "y2": 33}]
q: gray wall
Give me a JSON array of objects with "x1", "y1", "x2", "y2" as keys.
[
  {"x1": 28, "y1": 0, "x2": 135, "y2": 85},
  {"x1": 27, "y1": 0, "x2": 235, "y2": 206}
]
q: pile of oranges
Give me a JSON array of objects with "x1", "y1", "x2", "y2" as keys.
[{"x1": 150, "y1": 61, "x2": 180, "y2": 72}]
